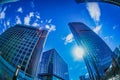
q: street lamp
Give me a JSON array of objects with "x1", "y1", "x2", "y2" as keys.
[
  {"x1": 13, "y1": 65, "x2": 21, "y2": 80},
  {"x1": 0, "y1": 51, "x2": 2, "y2": 55}
]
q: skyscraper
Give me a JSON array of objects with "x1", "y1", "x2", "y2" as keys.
[
  {"x1": 114, "y1": 47, "x2": 120, "y2": 57},
  {"x1": 113, "y1": 47, "x2": 120, "y2": 67},
  {"x1": 38, "y1": 49, "x2": 69, "y2": 80},
  {"x1": 69, "y1": 22, "x2": 113, "y2": 80},
  {"x1": 0, "y1": 25, "x2": 48, "y2": 79}
]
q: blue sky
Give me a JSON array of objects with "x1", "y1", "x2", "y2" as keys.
[{"x1": 0, "y1": 0, "x2": 120, "y2": 80}]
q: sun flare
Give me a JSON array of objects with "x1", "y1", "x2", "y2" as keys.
[{"x1": 72, "y1": 46, "x2": 84, "y2": 61}]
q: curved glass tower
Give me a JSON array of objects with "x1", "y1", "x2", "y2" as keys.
[
  {"x1": 69, "y1": 22, "x2": 113, "y2": 80},
  {"x1": 0, "y1": 25, "x2": 48, "y2": 79}
]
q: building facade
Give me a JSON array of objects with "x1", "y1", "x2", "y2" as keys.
[
  {"x1": 38, "y1": 49, "x2": 69, "y2": 80},
  {"x1": 0, "y1": 25, "x2": 48, "y2": 79},
  {"x1": 69, "y1": 22, "x2": 113, "y2": 80},
  {"x1": 113, "y1": 47, "x2": 120, "y2": 68}
]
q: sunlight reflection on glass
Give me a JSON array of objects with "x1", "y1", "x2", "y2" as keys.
[{"x1": 72, "y1": 45, "x2": 84, "y2": 61}]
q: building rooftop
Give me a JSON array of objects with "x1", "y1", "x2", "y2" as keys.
[
  {"x1": 11, "y1": 24, "x2": 48, "y2": 32},
  {"x1": 68, "y1": 22, "x2": 91, "y2": 31}
]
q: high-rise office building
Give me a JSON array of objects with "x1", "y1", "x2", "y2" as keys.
[
  {"x1": 0, "y1": 25, "x2": 48, "y2": 79},
  {"x1": 38, "y1": 49, "x2": 69, "y2": 80},
  {"x1": 113, "y1": 47, "x2": 120, "y2": 67},
  {"x1": 114, "y1": 47, "x2": 120, "y2": 57},
  {"x1": 69, "y1": 22, "x2": 113, "y2": 80}
]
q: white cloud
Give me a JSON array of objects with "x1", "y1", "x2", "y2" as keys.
[
  {"x1": 0, "y1": 11, "x2": 5, "y2": 19},
  {"x1": 113, "y1": 25, "x2": 118, "y2": 30},
  {"x1": 40, "y1": 20, "x2": 43, "y2": 23},
  {"x1": 63, "y1": 33, "x2": 74, "y2": 45},
  {"x1": 49, "y1": 25, "x2": 56, "y2": 32},
  {"x1": 93, "y1": 25, "x2": 102, "y2": 34},
  {"x1": 48, "y1": 19, "x2": 52, "y2": 23},
  {"x1": 86, "y1": 2, "x2": 101, "y2": 22},
  {"x1": 3, "y1": 7, "x2": 7, "y2": 11},
  {"x1": 16, "y1": 16, "x2": 21, "y2": 24},
  {"x1": 17, "y1": 7, "x2": 22, "y2": 13},
  {"x1": 103, "y1": 35, "x2": 114, "y2": 50},
  {"x1": 29, "y1": 12, "x2": 34, "y2": 17},
  {"x1": 24, "y1": 12, "x2": 34, "y2": 25},
  {"x1": 34, "y1": 12, "x2": 40, "y2": 19},
  {"x1": 23, "y1": 11, "x2": 55, "y2": 33},
  {"x1": 45, "y1": 24, "x2": 50, "y2": 29},
  {"x1": 104, "y1": 36, "x2": 113, "y2": 45},
  {"x1": 7, "y1": 20, "x2": 10, "y2": 26},
  {"x1": 45, "y1": 19, "x2": 52, "y2": 23},
  {"x1": 45, "y1": 24, "x2": 56, "y2": 32},
  {"x1": 38, "y1": 27, "x2": 43, "y2": 30},
  {"x1": 36, "y1": 15, "x2": 40, "y2": 19},
  {"x1": 0, "y1": 7, "x2": 7, "y2": 19},
  {"x1": 87, "y1": 3, "x2": 102, "y2": 34},
  {"x1": 24, "y1": 15, "x2": 30, "y2": 25},
  {"x1": 32, "y1": 22, "x2": 39, "y2": 27},
  {"x1": 104, "y1": 36, "x2": 113, "y2": 41}
]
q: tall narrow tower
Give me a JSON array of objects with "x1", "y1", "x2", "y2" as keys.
[{"x1": 69, "y1": 22, "x2": 113, "y2": 79}]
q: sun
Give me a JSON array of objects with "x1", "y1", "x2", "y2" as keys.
[{"x1": 72, "y1": 45, "x2": 84, "y2": 61}]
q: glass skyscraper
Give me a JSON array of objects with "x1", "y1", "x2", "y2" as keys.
[
  {"x1": 38, "y1": 49, "x2": 69, "y2": 80},
  {"x1": 0, "y1": 25, "x2": 48, "y2": 79},
  {"x1": 69, "y1": 22, "x2": 113, "y2": 80}
]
